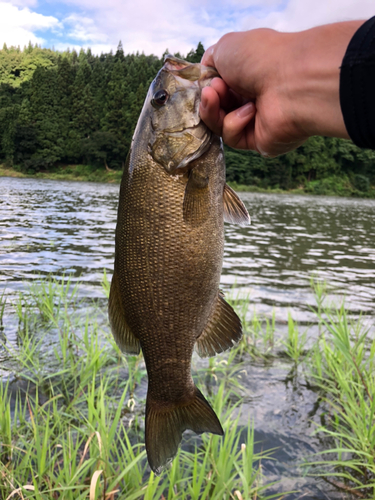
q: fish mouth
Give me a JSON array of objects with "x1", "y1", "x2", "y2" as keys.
[{"x1": 163, "y1": 54, "x2": 219, "y2": 87}]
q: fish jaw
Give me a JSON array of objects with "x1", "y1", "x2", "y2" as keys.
[{"x1": 163, "y1": 54, "x2": 219, "y2": 87}]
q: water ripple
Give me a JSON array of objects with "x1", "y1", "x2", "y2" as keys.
[{"x1": 1, "y1": 177, "x2": 375, "y2": 323}]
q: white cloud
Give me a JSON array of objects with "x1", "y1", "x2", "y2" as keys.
[
  {"x1": 63, "y1": 14, "x2": 108, "y2": 43},
  {"x1": 0, "y1": 1, "x2": 59, "y2": 47},
  {"x1": 52, "y1": 0, "x2": 375, "y2": 57},
  {"x1": 240, "y1": 0, "x2": 375, "y2": 32},
  {"x1": 0, "y1": 0, "x2": 373, "y2": 55},
  {"x1": 10, "y1": 0, "x2": 38, "y2": 7},
  {"x1": 53, "y1": 41, "x2": 113, "y2": 54},
  {"x1": 57, "y1": 0, "x2": 223, "y2": 55}
]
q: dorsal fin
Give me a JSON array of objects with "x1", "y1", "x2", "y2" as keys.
[{"x1": 223, "y1": 184, "x2": 251, "y2": 226}]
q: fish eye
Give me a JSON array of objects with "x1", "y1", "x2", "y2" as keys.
[{"x1": 151, "y1": 89, "x2": 169, "y2": 108}]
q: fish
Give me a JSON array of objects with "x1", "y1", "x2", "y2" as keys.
[{"x1": 108, "y1": 55, "x2": 250, "y2": 474}]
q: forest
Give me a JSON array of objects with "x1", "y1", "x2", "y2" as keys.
[{"x1": 1, "y1": 41, "x2": 375, "y2": 195}]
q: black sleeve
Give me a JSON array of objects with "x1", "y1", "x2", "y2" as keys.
[{"x1": 340, "y1": 16, "x2": 375, "y2": 150}]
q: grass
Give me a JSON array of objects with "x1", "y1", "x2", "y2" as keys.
[
  {"x1": 0, "y1": 291, "x2": 5, "y2": 334},
  {"x1": 2, "y1": 275, "x2": 375, "y2": 498},
  {"x1": 227, "y1": 279, "x2": 375, "y2": 498},
  {"x1": 281, "y1": 313, "x2": 307, "y2": 364},
  {"x1": 306, "y1": 304, "x2": 375, "y2": 499},
  {"x1": 0, "y1": 277, "x2": 283, "y2": 500},
  {"x1": 226, "y1": 290, "x2": 277, "y2": 359}
]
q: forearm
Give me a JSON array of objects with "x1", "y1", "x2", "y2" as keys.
[{"x1": 285, "y1": 21, "x2": 364, "y2": 140}]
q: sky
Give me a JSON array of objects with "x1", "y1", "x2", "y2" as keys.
[{"x1": 0, "y1": 0, "x2": 374, "y2": 56}]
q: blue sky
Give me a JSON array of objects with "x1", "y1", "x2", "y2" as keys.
[{"x1": 0, "y1": 0, "x2": 374, "y2": 56}]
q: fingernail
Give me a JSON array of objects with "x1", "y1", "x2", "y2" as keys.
[
  {"x1": 236, "y1": 102, "x2": 255, "y2": 118},
  {"x1": 201, "y1": 90, "x2": 207, "y2": 110}
]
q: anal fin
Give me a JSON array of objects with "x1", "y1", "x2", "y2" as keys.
[
  {"x1": 223, "y1": 183, "x2": 251, "y2": 226},
  {"x1": 108, "y1": 271, "x2": 141, "y2": 355},
  {"x1": 195, "y1": 291, "x2": 243, "y2": 357}
]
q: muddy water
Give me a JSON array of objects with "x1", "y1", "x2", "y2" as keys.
[{"x1": 1, "y1": 176, "x2": 375, "y2": 499}]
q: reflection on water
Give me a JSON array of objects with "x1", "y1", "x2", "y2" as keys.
[
  {"x1": 1, "y1": 176, "x2": 375, "y2": 499},
  {"x1": 2, "y1": 178, "x2": 375, "y2": 317},
  {"x1": 224, "y1": 192, "x2": 375, "y2": 324},
  {"x1": 1, "y1": 177, "x2": 118, "y2": 296}
]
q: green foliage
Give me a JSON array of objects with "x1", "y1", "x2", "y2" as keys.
[
  {"x1": 186, "y1": 42, "x2": 205, "y2": 63},
  {"x1": 0, "y1": 275, "x2": 282, "y2": 500},
  {"x1": 353, "y1": 174, "x2": 370, "y2": 192},
  {"x1": 307, "y1": 304, "x2": 375, "y2": 498},
  {"x1": 0, "y1": 43, "x2": 163, "y2": 171},
  {"x1": 0, "y1": 44, "x2": 57, "y2": 87},
  {"x1": 0, "y1": 42, "x2": 374, "y2": 190},
  {"x1": 281, "y1": 313, "x2": 307, "y2": 363},
  {"x1": 225, "y1": 136, "x2": 375, "y2": 194},
  {"x1": 305, "y1": 175, "x2": 353, "y2": 196}
]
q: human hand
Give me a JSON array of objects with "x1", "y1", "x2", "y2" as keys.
[{"x1": 200, "y1": 23, "x2": 360, "y2": 157}]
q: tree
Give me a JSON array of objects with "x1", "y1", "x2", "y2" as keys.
[
  {"x1": 81, "y1": 131, "x2": 121, "y2": 169},
  {"x1": 28, "y1": 66, "x2": 64, "y2": 163},
  {"x1": 68, "y1": 59, "x2": 98, "y2": 160},
  {"x1": 0, "y1": 42, "x2": 373, "y2": 188},
  {"x1": 186, "y1": 42, "x2": 205, "y2": 63}
]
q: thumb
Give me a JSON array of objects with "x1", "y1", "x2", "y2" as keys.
[{"x1": 201, "y1": 44, "x2": 216, "y2": 67}]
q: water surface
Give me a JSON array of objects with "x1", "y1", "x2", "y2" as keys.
[{"x1": 2, "y1": 176, "x2": 375, "y2": 499}]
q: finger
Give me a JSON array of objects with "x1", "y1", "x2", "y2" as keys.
[
  {"x1": 221, "y1": 102, "x2": 257, "y2": 150},
  {"x1": 201, "y1": 45, "x2": 216, "y2": 67},
  {"x1": 200, "y1": 86, "x2": 226, "y2": 137},
  {"x1": 209, "y1": 78, "x2": 246, "y2": 112}
]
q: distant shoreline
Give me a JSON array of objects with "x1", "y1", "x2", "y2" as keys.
[
  {"x1": 0, "y1": 164, "x2": 123, "y2": 184},
  {"x1": 2, "y1": 164, "x2": 375, "y2": 198}
]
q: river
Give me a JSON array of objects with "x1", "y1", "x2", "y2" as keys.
[{"x1": 1, "y1": 176, "x2": 375, "y2": 499}]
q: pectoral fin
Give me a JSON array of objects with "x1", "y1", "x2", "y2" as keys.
[
  {"x1": 223, "y1": 183, "x2": 251, "y2": 226},
  {"x1": 195, "y1": 291, "x2": 242, "y2": 357},
  {"x1": 183, "y1": 169, "x2": 209, "y2": 225},
  {"x1": 108, "y1": 271, "x2": 141, "y2": 355}
]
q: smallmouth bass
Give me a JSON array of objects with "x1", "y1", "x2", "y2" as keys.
[{"x1": 109, "y1": 55, "x2": 250, "y2": 474}]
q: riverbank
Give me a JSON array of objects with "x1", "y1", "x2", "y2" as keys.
[
  {"x1": 2, "y1": 164, "x2": 375, "y2": 198},
  {"x1": 0, "y1": 163, "x2": 123, "y2": 184},
  {"x1": 1, "y1": 276, "x2": 374, "y2": 499}
]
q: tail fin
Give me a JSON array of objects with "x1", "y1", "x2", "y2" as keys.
[{"x1": 145, "y1": 386, "x2": 223, "y2": 474}]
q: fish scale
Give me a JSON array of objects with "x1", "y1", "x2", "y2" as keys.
[{"x1": 109, "y1": 55, "x2": 250, "y2": 473}]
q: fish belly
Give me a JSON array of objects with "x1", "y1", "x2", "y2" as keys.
[{"x1": 116, "y1": 153, "x2": 223, "y2": 390}]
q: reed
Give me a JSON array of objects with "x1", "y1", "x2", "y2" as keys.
[
  {"x1": 0, "y1": 291, "x2": 5, "y2": 332},
  {"x1": 306, "y1": 303, "x2": 375, "y2": 499},
  {"x1": 227, "y1": 289, "x2": 277, "y2": 358},
  {"x1": 229, "y1": 277, "x2": 375, "y2": 497},
  {"x1": 0, "y1": 277, "x2": 282, "y2": 500},
  {"x1": 281, "y1": 313, "x2": 307, "y2": 364},
  {"x1": 5, "y1": 274, "x2": 374, "y2": 498}
]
